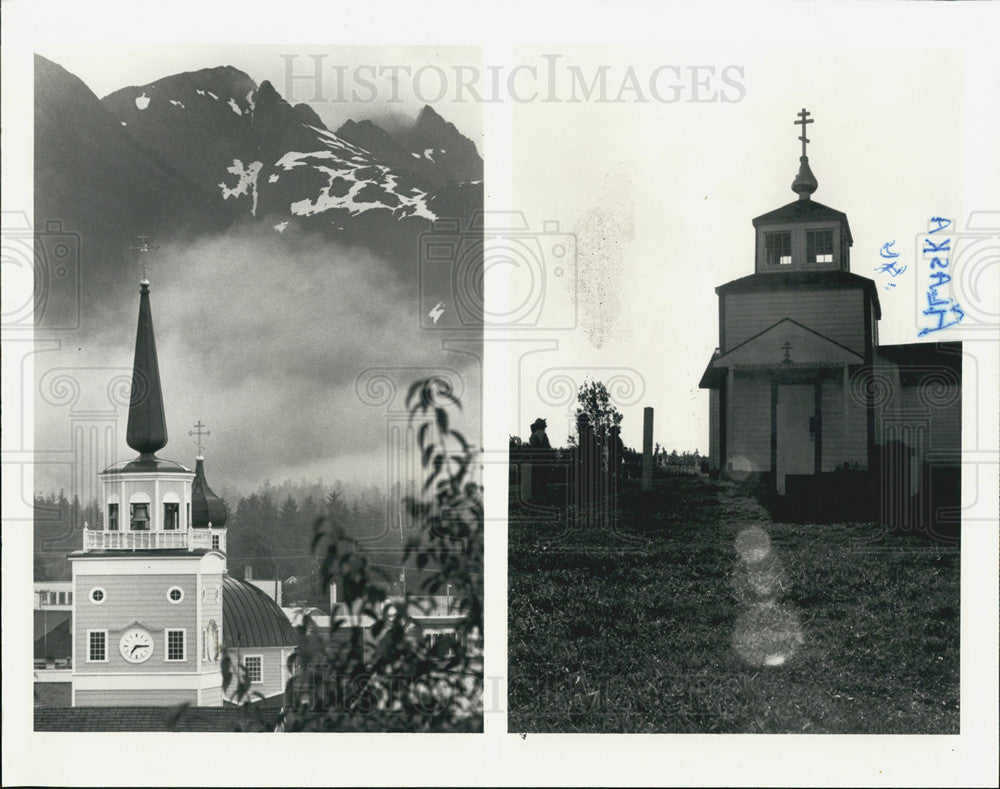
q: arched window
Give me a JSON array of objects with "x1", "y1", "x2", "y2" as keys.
[
  {"x1": 162, "y1": 492, "x2": 181, "y2": 531},
  {"x1": 129, "y1": 493, "x2": 151, "y2": 531}
]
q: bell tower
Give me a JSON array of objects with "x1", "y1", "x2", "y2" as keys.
[{"x1": 70, "y1": 263, "x2": 226, "y2": 707}]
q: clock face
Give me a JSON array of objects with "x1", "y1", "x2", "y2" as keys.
[{"x1": 119, "y1": 628, "x2": 154, "y2": 663}]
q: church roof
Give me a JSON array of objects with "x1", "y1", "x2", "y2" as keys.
[
  {"x1": 101, "y1": 456, "x2": 191, "y2": 474},
  {"x1": 191, "y1": 457, "x2": 229, "y2": 528},
  {"x1": 716, "y1": 270, "x2": 881, "y2": 319},
  {"x1": 752, "y1": 198, "x2": 853, "y2": 244},
  {"x1": 222, "y1": 576, "x2": 298, "y2": 648}
]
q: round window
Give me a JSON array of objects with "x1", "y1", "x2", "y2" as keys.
[
  {"x1": 167, "y1": 586, "x2": 185, "y2": 604},
  {"x1": 90, "y1": 587, "x2": 106, "y2": 604}
]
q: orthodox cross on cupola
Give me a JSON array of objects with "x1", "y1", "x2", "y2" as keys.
[
  {"x1": 791, "y1": 107, "x2": 818, "y2": 200},
  {"x1": 795, "y1": 108, "x2": 813, "y2": 157},
  {"x1": 188, "y1": 420, "x2": 211, "y2": 458}
]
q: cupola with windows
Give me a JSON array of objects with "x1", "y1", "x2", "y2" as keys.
[{"x1": 751, "y1": 108, "x2": 853, "y2": 274}]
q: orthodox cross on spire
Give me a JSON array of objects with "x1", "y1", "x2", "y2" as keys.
[
  {"x1": 188, "y1": 420, "x2": 211, "y2": 457},
  {"x1": 128, "y1": 235, "x2": 159, "y2": 281},
  {"x1": 795, "y1": 108, "x2": 813, "y2": 158}
]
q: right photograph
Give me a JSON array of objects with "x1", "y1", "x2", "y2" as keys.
[{"x1": 506, "y1": 48, "x2": 976, "y2": 734}]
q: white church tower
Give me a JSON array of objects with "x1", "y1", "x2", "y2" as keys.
[{"x1": 70, "y1": 277, "x2": 227, "y2": 706}]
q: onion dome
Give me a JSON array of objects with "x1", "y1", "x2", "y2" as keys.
[
  {"x1": 791, "y1": 156, "x2": 818, "y2": 200},
  {"x1": 126, "y1": 279, "x2": 169, "y2": 457},
  {"x1": 222, "y1": 576, "x2": 297, "y2": 648},
  {"x1": 191, "y1": 456, "x2": 229, "y2": 528}
]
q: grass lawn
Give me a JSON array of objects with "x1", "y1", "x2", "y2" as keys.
[{"x1": 507, "y1": 474, "x2": 960, "y2": 733}]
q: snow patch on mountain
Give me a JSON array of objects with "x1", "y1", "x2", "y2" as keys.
[
  {"x1": 278, "y1": 150, "x2": 437, "y2": 222},
  {"x1": 228, "y1": 98, "x2": 242, "y2": 116},
  {"x1": 135, "y1": 93, "x2": 150, "y2": 110},
  {"x1": 169, "y1": 99, "x2": 186, "y2": 109},
  {"x1": 273, "y1": 221, "x2": 289, "y2": 233},
  {"x1": 219, "y1": 159, "x2": 263, "y2": 216}
]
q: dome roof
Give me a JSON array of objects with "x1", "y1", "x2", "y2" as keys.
[
  {"x1": 222, "y1": 576, "x2": 297, "y2": 648},
  {"x1": 191, "y1": 457, "x2": 229, "y2": 528},
  {"x1": 101, "y1": 456, "x2": 191, "y2": 475}
]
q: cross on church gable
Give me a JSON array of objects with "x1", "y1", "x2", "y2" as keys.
[{"x1": 780, "y1": 340, "x2": 794, "y2": 364}]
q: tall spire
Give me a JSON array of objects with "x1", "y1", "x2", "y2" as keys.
[
  {"x1": 791, "y1": 107, "x2": 818, "y2": 200},
  {"x1": 126, "y1": 278, "x2": 168, "y2": 457}
]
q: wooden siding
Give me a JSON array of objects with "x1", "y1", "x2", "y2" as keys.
[
  {"x1": 74, "y1": 572, "x2": 199, "y2": 674},
  {"x1": 228, "y1": 646, "x2": 288, "y2": 701},
  {"x1": 75, "y1": 688, "x2": 197, "y2": 707},
  {"x1": 820, "y1": 377, "x2": 843, "y2": 472},
  {"x1": 728, "y1": 372, "x2": 771, "y2": 472},
  {"x1": 899, "y1": 385, "x2": 961, "y2": 455},
  {"x1": 724, "y1": 289, "x2": 865, "y2": 355}
]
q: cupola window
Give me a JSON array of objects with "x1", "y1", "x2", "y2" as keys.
[
  {"x1": 765, "y1": 232, "x2": 792, "y2": 266},
  {"x1": 163, "y1": 502, "x2": 180, "y2": 530},
  {"x1": 107, "y1": 503, "x2": 120, "y2": 531},
  {"x1": 807, "y1": 229, "x2": 834, "y2": 264}
]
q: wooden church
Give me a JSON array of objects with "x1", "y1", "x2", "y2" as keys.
[{"x1": 700, "y1": 110, "x2": 962, "y2": 536}]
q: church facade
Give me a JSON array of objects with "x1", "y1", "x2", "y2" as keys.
[
  {"x1": 700, "y1": 110, "x2": 962, "y2": 533},
  {"x1": 67, "y1": 276, "x2": 296, "y2": 707}
]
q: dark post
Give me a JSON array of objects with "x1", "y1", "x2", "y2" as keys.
[{"x1": 642, "y1": 407, "x2": 654, "y2": 491}]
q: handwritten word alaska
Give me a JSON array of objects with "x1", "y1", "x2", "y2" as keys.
[{"x1": 918, "y1": 217, "x2": 964, "y2": 337}]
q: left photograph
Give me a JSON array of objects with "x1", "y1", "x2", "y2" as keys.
[{"x1": 30, "y1": 46, "x2": 484, "y2": 731}]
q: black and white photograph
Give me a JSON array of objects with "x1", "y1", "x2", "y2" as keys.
[
  {"x1": 24, "y1": 43, "x2": 485, "y2": 732},
  {"x1": 2, "y1": 1, "x2": 999, "y2": 787},
  {"x1": 505, "y1": 46, "x2": 988, "y2": 736}
]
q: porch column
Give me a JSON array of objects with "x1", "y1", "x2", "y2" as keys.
[
  {"x1": 842, "y1": 364, "x2": 850, "y2": 470},
  {"x1": 726, "y1": 367, "x2": 734, "y2": 476}
]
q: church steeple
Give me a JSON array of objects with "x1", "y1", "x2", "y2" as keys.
[
  {"x1": 791, "y1": 108, "x2": 818, "y2": 200},
  {"x1": 126, "y1": 278, "x2": 169, "y2": 458}
]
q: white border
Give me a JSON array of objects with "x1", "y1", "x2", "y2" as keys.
[{"x1": 2, "y1": 1, "x2": 998, "y2": 787}]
